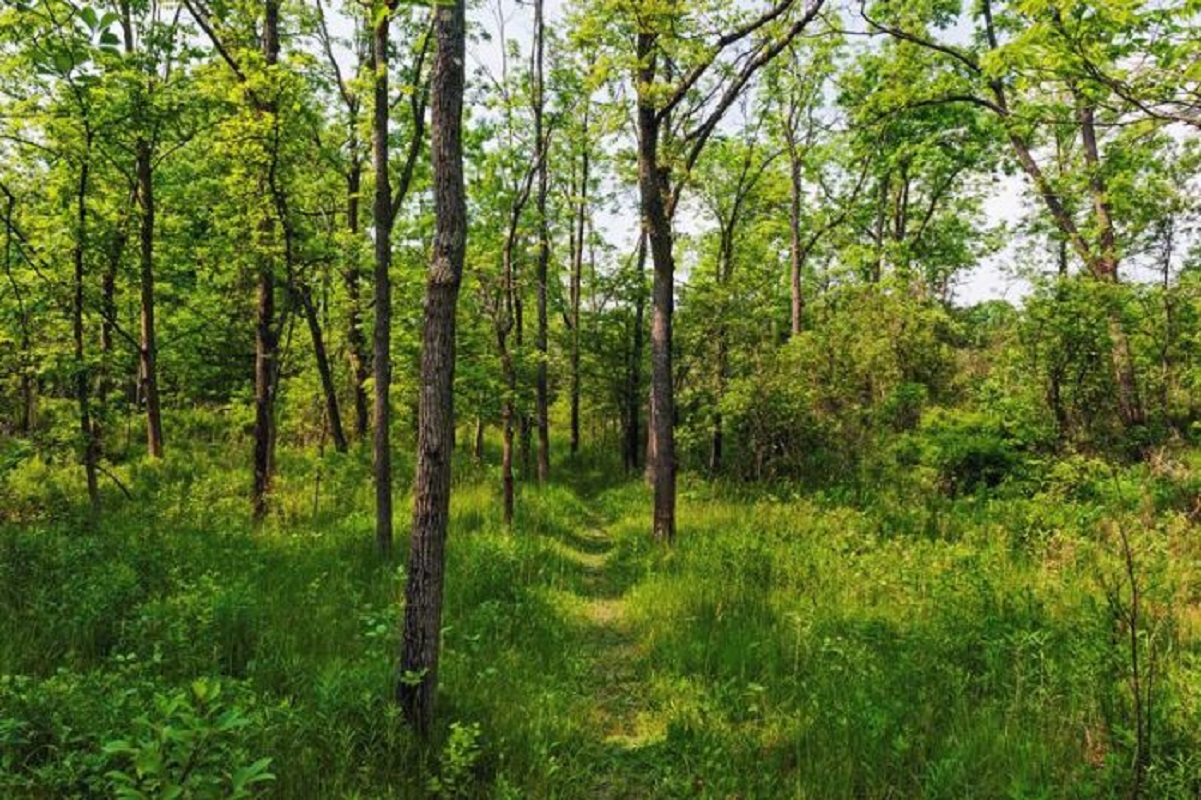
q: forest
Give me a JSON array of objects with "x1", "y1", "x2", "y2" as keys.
[{"x1": 1, "y1": 0, "x2": 1200, "y2": 796}]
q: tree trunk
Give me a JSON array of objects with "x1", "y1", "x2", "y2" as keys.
[
  {"x1": 788, "y1": 141, "x2": 803, "y2": 337},
  {"x1": 710, "y1": 231, "x2": 732, "y2": 474},
  {"x1": 871, "y1": 171, "x2": 889, "y2": 282},
  {"x1": 251, "y1": 263, "x2": 276, "y2": 520},
  {"x1": 473, "y1": 414, "x2": 484, "y2": 461},
  {"x1": 372, "y1": 8, "x2": 395, "y2": 555},
  {"x1": 570, "y1": 105, "x2": 589, "y2": 456},
  {"x1": 345, "y1": 159, "x2": 370, "y2": 440},
  {"x1": 1076, "y1": 99, "x2": 1144, "y2": 430},
  {"x1": 97, "y1": 226, "x2": 119, "y2": 447},
  {"x1": 399, "y1": 0, "x2": 466, "y2": 735},
  {"x1": 533, "y1": 0, "x2": 550, "y2": 484},
  {"x1": 299, "y1": 286, "x2": 347, "y2": 452},
  {"x1": 74, "y1": 137, "x2": 100, "y2": 515},
  {"x1": 625, "y1": 232, "x2": 646, "y2": 472},
  {"x1": 3, "y1": 189, "x2": 34, "y2": 434},
  {"x1": 136, "y1": 138, "x2": 164, "y2": 458},
  {"x1": 636, "y1": 34, "x2": 676, "y2": 542},
  {"x1": 501, "y1": 388, "x2": 515, "y2": 526},
  {"x1": 251, "y1": 0, "x2": 281, "y2": 522}
]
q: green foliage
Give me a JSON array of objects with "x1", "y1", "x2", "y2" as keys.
[
  {"x1": 908, "y1": 407, "x2": 1038, "y2": 495},
  {"x1": 103, "y1": 679, "x2": 274, "y2": 799},
  {"x1": 427, "y1": 721, "x2": 483, "y2": 798},
  {"x1": 3, "y1": 436, "x2": 1199, "y2": 797}
]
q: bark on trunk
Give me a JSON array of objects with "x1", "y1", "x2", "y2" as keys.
[
  {"x1": 251, "y1": 0, "x2": 281, "y2": 522},
  {"x1": 399, "y1": 0, "x2": 466, "y2": 735},
  {"x1": 570, "y1": 104, "x2": 589, "y2": 456},
  {"x1": 1076, "y1": 100, "x2": 1144, "y2": 429},
  {"x1": 251, "y1": 262, "x2": 276, "y2": 520},
  {"x1": 3, "y1": 194, "x2": 34, "y2": 434},
  {"x1": 74, "y1": 139, "x2": 100, "y2": 515},
  {"x1": 788, "y1": 142, "x2": 803, "y2": 337},
  {"x1": 299, "y1": 286, "x2": 347, "y2": 452},
  {"x1": 636, "y1": 34, "x2": 676, "y2": 542},
  {"x1": 345, "y1": 161, "x2": 371, "y2": 439},
  {"x1": 532, "y1": 0, "x2": 550, "y2": 484},
  {"x1": 136, "y1": 138, "x2": 164, "y2": 458},
  {"x1": 625, "y1": 232, "x2": 646, "y2": 473},
  {"x1": 501, "y1": 385, "x2": 515, "y2": 525},
  {"x1": 97, "y1": 227, "x2": 119, "y2": 445},
  {"x1": 372, "y1": 9, "x2": 395, "y2": 555}
]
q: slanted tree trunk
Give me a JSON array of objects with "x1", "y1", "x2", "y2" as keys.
[
  {"x1": 399, "y1": 0, "x2": 466, "y2": 735},
  {"x1": 297, "y1": 285, "x2": 347, "y2": 452},
  {"x1": 372, "y1": 4, "x2": 395, "y2": 555}
]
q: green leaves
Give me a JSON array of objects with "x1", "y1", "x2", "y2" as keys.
[{"x1": 101, "y1": 681, "x2": 274, "y2": 800}]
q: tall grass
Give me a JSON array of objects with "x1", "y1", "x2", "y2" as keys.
[{"x1": 1, "y1": 429, "x2": 1199, "y2": 797}]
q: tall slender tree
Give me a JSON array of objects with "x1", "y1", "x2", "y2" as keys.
[
  {"x1": 399, "y1": 0, "x2": 466, "y2": 735},
  {"x1": 627, "y1": 0, "x2": 824, "y2": 541},
  {"x1": 532, "y1": 0, "x2": 550, "y2": 483}
]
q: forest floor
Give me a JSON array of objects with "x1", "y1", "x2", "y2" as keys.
[{"x1": 2, "y1": 443, "x2": 1201, "y2": 798}]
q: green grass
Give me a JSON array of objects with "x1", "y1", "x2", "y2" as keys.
[{"x1": 1, "y1": 432, "x2": 1200, "y2": 798}]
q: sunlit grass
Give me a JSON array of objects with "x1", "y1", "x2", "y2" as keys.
[{"x1": 2, "y1": 432, "x2": 1200, "y2": 797}]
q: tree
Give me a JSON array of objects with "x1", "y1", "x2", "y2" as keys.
[
  {"x1": 621, "y1": 0, "x2": 825, "y2": 540},
  {"x1": 860, "y1": 0, "x2": 1153, "y2": 429},
  {"x1": 532, "y1": 0, "x2": 551, "y2": 483},
  {"x1": 398, "y1": 0, "x2": 466, "y2": 735}
]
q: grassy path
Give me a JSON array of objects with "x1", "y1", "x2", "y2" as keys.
[{"x1": 541, "y1": 515, "x2": 669, "y2": 797}]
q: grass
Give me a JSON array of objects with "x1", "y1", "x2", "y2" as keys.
[{"x1": 1, "y1": 428, "x2": 1200, "y2": 798}]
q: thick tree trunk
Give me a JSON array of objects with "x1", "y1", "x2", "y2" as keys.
[
  {"x1": 136, "y1": 138, "x2": 164, "y2": 458},
  {"x1": 372, "y1": 10, "x2": 395, "y2": 555},
  {"x1": 345, "y1": 160, "x2": 370, "y2": 440},
  {"x1": 533, "y1": 0, "x2": 550, "y2": 484},
  {"x1": 636, "y1": 35, "x2": 676, "y2": 542},
  {"x1": 399, "y1": 0, "x2": 466, "y2": 735}
]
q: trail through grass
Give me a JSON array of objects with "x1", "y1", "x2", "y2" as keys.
[{"x1": 3, "y1": 446, "x2": 1201, "y2": 798}]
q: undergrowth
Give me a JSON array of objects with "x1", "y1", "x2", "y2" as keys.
[{"x1": 1, "y1": 426, "x2": 1199, "y2": 798}]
